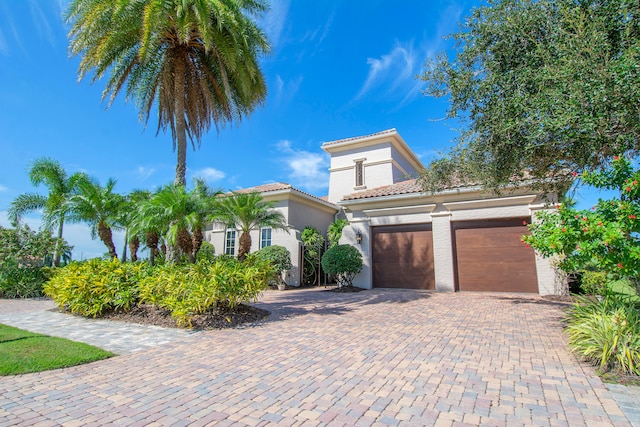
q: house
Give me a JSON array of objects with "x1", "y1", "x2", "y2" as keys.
[{"x1": 205, "y1": 129, "x2": 560, "y2": 294}]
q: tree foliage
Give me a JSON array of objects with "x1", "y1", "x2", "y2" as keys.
[
  {"x1": 523, "y1": 156, "x2": 640, "y2": 294},
  {"x1": 66, "y1": 0, "x2": 270, "y2": 186},
  {"x1": 419, "y1": 0, "x2": 640, "y2": 192},
  {"x1": 212, "y1": 192, "x2": 289, "y2": 261},
  {"x1": 327, "y1": 219, "x2": 348, "y2": 248}
]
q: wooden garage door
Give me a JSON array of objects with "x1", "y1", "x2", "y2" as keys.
[
  {"x1": 372, "y1": 224, "x2": 435, "y2": 289},
  {"x1": 453, "y1": 219, "x2": 538, "y2": 293}
]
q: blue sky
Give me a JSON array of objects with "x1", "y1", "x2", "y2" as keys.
[{"x1": 0, "y1": 0, "x2": 606, "y2": 259}]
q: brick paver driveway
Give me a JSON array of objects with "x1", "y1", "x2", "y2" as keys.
[{"x1": 0, "y1": 289, "x2": 631, "y2": 426}]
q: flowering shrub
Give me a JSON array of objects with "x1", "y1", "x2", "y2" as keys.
[{"x1": 523, "y1": 156, "x2": 640, "y2": 294}]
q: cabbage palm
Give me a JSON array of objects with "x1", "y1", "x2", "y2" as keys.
[
  {"x1": 67, "y1": 177, "x2": 123, "y2": 259},
  {"x1": 212, "y1": 192, "x2": 288, "y2": 261},
  {"x1": 8, "y1": 158, "x2": 86, "y2": 266},
  {"x1": 66, "y1": 0, "x2": 270, "y2": 187}
]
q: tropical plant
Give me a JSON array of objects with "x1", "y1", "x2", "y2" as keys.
[
  {"x1": 190, "y1": 178, "x2": 222, "y2": 258},
  {"x1": 419, "y1": 0, "x2": 640, "y2": 192},
  {"x1": 327, "y1": 219, "x2": 348, "y2": 248},
  {"x1": 119, "y1": 189, "x2": 153, "y2": 262},
  {"x1": 8, "y1": 157, "x2": 85, "y2": 265},
  {"x1": 196, "y1": 241, "x2": 216, "y2": 262},
  {"x1": 66, "y1": 0, "x2": 270, "y2": 187},
  {"x1": 212, "y1": 192, "x2": 289, "y2": 261},
  {"x1": 66, "y1": 177, "x2": 123, "y2": 259},
  {"x1": 321, "y1": 244, "x2": 363, "y2": 288},
  {"x1": 253, "y1": 245, "x2": 292, "y2": 285},
  {"x1": 566, "y1": 291, "x2": 640, "y2": 375},
  {"x1": 523, "y1": 156, "x2": 640, "y2": 294},
  {"x1": 301, "y1": 226, "x2": 324, "y2": 285},
  {"x1": 45, "y1": 259, "x2": 149, "y2": 317}
]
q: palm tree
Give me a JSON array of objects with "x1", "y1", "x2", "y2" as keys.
[
  {"x1": 66, "y1": 0, "x2": 270, "y2": 187},
  {"x1": 8, "y1": 157, "x2": 86, "y2": 266},
  {"x1": 67, "y1": 177, "x2": 123, "y2": 259},
  {"x1": 212, "y1": 192, "x2": 288, "y2": 261},
  {"x1": 140, "y1": 184, "x2": 199, "y2": 263},
  {"x1": 120, "y1": 189, "x2": 152, "y2": 262},
  {"x1": 191, "y1": 178, "x2": 223, "y2": 258}
]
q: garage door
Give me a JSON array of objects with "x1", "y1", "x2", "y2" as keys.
[
  {"x1": 453, "y1": 219, "x2": 538, "y2": 293},
  {"x1": 372, "y1": 224, "x2": 435, "y2": 289}
]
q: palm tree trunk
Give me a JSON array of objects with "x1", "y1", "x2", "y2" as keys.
[
  {"x1": 146, "y1": 231, "x2": 159, "y2": 266},
  {"x1": 129, "y1": 235, "x2": 140, "y2": 262},
  {"x1": 98, "y1": 220, "x2": 117, "y2": 259},
  {"x1": 122, "y1": 229, "x2": 128, "y2": 262},
  {"x1": 177, "y1": 227, "x2": 194, "y2": 263},
  {"x1": 174, "y1": 52, "x2": 187, "y2": 188},
  {"x1": 192, "y1": 228, "x2": 203, "y2": 260},
  {"x1": 54, "y1": 218, "x2": 64, "y2": 267},
  {"x1": 238, "y1": 232, "x2": 252, "y2": 262}
]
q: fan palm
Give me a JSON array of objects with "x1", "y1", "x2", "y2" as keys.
[
  {"x1": 212, "y1": 192, "x2": 288, "y2": 261},
  {"x1": 67, "y1": 177, "x2": 124, "y2": 259},
  {"x1": 8, "y1": 158, "x2": 86, "y2": 266},
  {"x1": 66, "y1": 0, "x2": 270, "y2": 187}
]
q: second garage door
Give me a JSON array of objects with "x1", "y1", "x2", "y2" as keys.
[
  {"x1": 372, "y1": 224, "x2": 435, "y2": 289},
  {"x1": 453, "y1": 218, "x2": 538, "y2": 293}
]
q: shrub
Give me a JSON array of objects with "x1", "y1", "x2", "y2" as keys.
[
  {"x1": 0, "y1": 258, "x2": 51, "y2": 298},
  {"x1": 581, "y1": 271, "x2": 609, "y2": 296},
  {"x1": 321, "y1": 244, "x2": 363, "y2": 288},
  {"x1": 566, "y1": 292, "x2": 640, "y2": 375},
  {"x1": 44, "y1": 259, "x2": 149, "y2": 317},
  {"x1": 252, "y1": 245, "x2": 292, "y2": 285},
  {"x1": 138, "y1": 258, "x2": 273, "y2": 326},
  {"x1": 196, "y1": 241, "x2": 216, "y2": 262}
]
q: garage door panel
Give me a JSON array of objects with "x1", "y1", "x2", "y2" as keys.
[
  {"x1": 454, "y1": 219, "x2": 538, "y2": 293},
  {"x1": 372, "y1": 225, "x2": 435, "y2": 290}
]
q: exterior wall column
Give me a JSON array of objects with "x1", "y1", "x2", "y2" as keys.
[
  {"x1": 341, "y1": 218, "x2": 372, "y2": 289},
  {"x1": 431, "y1": 211, "x2": 456, "y2": 292},
  {"x1": 530, "y1": 204, "x2": 563, "y2": 295}
]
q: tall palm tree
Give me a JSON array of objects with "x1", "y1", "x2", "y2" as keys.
[
  {"x1": 8, "y1": 157, "x2": 86, "y2": 266},
  {"x1": 67, "y1": 177, "x2": 123, "y2": 259},
  {"x1": 66, "y1": 0, "x2": 270, "y2": 187},
  {"x1": 212, "y1": 192, "x2": 288, "y2": 261}
]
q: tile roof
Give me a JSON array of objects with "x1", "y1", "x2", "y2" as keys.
[
  {"x1": 233, "y1": 182, "x2": 337, "y2": 207},
  {"x1": 321, "y1": 128, "x2": 397, "y2": 147},
  {"x1": 341, "y1": 179, "x2": 423, "y2": 201}
]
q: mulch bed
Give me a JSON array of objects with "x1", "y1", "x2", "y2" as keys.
[{"x1": 97, "y1": 303, "x2": 269, "y2": 330}]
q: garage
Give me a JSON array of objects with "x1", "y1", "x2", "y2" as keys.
[
  {"x1": 371, "y1": 224, "x2": 435, "y2": 289},
  {"x1": 452, "y1": 218, "x2": 538, "y2": 293}
]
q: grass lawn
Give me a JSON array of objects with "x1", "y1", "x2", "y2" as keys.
[{"x1": 0, "y1": 323, "x2": 114, "y2": 375}]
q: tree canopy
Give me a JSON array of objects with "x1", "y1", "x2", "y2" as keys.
[{"x1": 419, "y1": 0, "x2": 640, "y2": 192}]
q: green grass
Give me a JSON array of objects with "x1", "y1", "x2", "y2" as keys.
[
  {"x1": 609, "y1": 279, "x2": 640, "y2": 301},
  {"x1": 0, "y1": 324, "x2": 114, "y2": 375}
]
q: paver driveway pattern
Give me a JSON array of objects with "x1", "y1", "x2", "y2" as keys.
[{"x1": 0, "y1": 289, "x2": 633, "y2": 426}]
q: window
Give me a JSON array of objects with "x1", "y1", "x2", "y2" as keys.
[
  {"x1": 355, "y1": 160, "x2": 364, "y2": 187},
  {"x1": 224, "y1": 229, "x2": 236, "y2": 255},
  {"x1": 260, "y1": 227, "x2": 272, "y2": 248}
]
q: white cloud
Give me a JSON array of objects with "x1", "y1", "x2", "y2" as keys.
[
  {"x1": 275, "y1": 140, "x2": 329, "y2": 192},
  {"x1": 263, "y1": 0, "x2": 290, "y2": 49},
  {"x1": 354, "y1": 41, "x2": 420, "y2": 103},
  {"x1": 0, "y1": 185, "x2": 7, "y2": 192},
  {"x1": 191, "y1": 167, "x2": 226, "y2": 183},
  {"x1": 274, "y1": 74, "x2": 303, "y2": 106},
  {"x1": 136, "y1": 166, "x2": 156, "y2": 181}
]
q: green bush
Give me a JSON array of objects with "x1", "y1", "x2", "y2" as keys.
[
  {"x1": 196, "y1": 241, "x2": 216, "y2": 262},
  {"x1": 44, "y1": 259, "x2": 149, "y2": 317},
  {"x1": 581, "y1": 271, "x2": 609, "y2": 296},
  {"x1": 0, "y1": 259, "x2": 51, "y2": 298},
  {"x1": 252, "y1": 245, "x2": 291, "y2": 285},
  {"x1": 321, "y1": 244, "x2": 363, "y2": 288},
  {"x1": 138, "y1": 258, "x2": 273, "y2": 326},
  {"x1": 566, "y1": 292, "x2": 640, "y2": 375}
]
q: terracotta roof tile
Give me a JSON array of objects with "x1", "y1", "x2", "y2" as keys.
[
  {"x1": 321, "y1": 128, "x2": 397, "y2": 147},
  {"x1": 341, "y1": 179, "x2": 423, "y2": 201},
  {"x1": 234, "y1": 182, "x2": 292, "y2": 194}
]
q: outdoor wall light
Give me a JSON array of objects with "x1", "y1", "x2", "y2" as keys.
[{"x1": 355, "y1": 231, "x2": 363, "y2": 244}]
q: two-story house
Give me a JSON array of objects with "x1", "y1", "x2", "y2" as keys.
[{"x1": 205, "y1": 129, "x2": 559, "y2": 294}]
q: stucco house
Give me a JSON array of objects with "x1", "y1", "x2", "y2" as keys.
[{"x1": 205, "y1": 128, "x2": 560, "y2": 294}]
